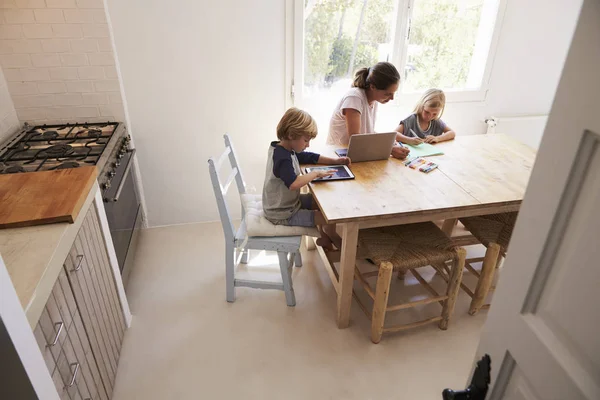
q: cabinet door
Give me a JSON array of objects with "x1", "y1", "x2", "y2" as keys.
[{"x1": 66, "y1": 206, "x2": 126, "y2": 398}]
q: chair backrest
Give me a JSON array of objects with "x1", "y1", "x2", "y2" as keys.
[{"x1": 208, "y1": 134, "x2": 248, "y2": 243}]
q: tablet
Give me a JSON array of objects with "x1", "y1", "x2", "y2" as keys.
[{"x1": 305, "y1": 165, "x2": 355, "y2": 182}]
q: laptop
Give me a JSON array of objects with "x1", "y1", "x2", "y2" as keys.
[{"x1": 335, "y1": 132, "x2": 397, "y2": 162}]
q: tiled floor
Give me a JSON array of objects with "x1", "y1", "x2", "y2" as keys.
[{"x1": 112, "y1": 222, "x2": 490, "y2": 400}]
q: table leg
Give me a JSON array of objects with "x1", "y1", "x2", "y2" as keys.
[
  {"x1": 441, "y1": 218, "x2": 458, "y2": 237},
  {"x1": 337, "y1": 222, "x2": 359, "y2": 329}
]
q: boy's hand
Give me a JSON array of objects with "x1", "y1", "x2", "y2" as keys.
[
  {"x1": 336, "y1": 156, "x2": 351, "y2": 166},
  {"x1": 424, "y1": 135, "x2": 439, "y2": 143},
  {"x1": 408, "y1": 137, "x2": 424, "y2": 145},
  {"x1": 311, "y1": 170, "x2": 335, "y2": 179}
]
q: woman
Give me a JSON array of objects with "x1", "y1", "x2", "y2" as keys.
[{"x1": 327, "y1": 61, "x2": 409, "y2": 159}]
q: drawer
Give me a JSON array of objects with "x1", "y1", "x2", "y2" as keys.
[
  {"x1": 33, "y1": 312, "x2": 56, "y2": 374},
  {"x1": 38, "y1": 298, "x2": 68, "y2": 362}
]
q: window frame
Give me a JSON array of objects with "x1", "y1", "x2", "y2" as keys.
[{"x1": 286, "y1": 0, "x2": 508, "y2": 107}]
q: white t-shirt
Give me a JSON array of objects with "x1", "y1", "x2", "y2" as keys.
[{"x1": 327, "y1": 87, "x2": 377, "y2": 146}]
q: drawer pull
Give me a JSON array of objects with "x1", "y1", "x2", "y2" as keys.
[
  {"x1": 46, "y1": 322, "x2": 64, "y2": 347},
  {"x1": 67, "y1": 362, "x2": 80, "y2": 387},
  {"x1": 72, "y1": 254, "x2": 84, "y2": 272}
]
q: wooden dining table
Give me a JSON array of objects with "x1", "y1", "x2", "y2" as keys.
[{"x1": 307, "y1": 133, "x2": 536, "y2": 328}]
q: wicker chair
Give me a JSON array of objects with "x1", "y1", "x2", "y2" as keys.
[
  {"x1": 458, "y1": 212, "x2": 518, "y2": 315},
  {"x1": 354, "y1": 222, "x2": 466, "y2": 343}
]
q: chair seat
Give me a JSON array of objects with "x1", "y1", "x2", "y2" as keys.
[
  {"x1": 241, "y1": 194, "x2": 320, "y2": 238},
  {"x1": 359, "y1": 222, "x2": 457, "y2": 271},
  {"x1": 459, "y1": 212, "x2": 517, "y2": 250}
]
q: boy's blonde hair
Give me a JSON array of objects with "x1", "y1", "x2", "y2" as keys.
[
  {"x1": 413, "y1": 88, "x2": 446, "y2": 119},
  {"x1": 277, "y1": 107, "x2": 318, "y2": 140}
]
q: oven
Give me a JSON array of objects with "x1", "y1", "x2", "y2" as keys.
[{"x1": 101, "y1": 144, "x2": 141, "y2": 287}]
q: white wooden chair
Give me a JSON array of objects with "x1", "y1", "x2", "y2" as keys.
[{"x1": 208, "y1": 134, "x2": 303, "y2": 306}]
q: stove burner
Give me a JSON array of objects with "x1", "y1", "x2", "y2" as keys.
[
  {"x1": 53, "y1": 161, "x2": 80, "y2": 170},
  {"x1": 87, "y1": 129, "x2": 102, "y2": 138},
  {"x1": 41, "y1": 130, "x2": 59, "y2": 140},
  {"x1": 1, "y1": 165, "x2": 26, "y2": 174},
  {"x1": 41, "y1": 144, "x2": 74, "y2": 158}
]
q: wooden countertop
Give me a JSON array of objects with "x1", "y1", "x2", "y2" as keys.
[{"x1": 0, "y1": 182, "x2": 98, "y2": 328}]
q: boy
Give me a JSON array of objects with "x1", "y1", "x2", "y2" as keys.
[{"x1": 263, "y1": 107, "x2": 350, "y2": 250}]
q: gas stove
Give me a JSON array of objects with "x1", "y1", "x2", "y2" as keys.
[{"x1": 0, "y1": 122, "x2": 126, "y2": 175}]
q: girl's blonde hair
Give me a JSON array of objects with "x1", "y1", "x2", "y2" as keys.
[
  {"x1": 277, "y1": 107, "x2": 318, "y2": 140},
  {"x1": 413, "y1": 88, "x2": 446, "y2": 119}
]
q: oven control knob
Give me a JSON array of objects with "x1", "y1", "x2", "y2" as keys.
[
  {"x1": 108, "y1": 171, "x2": 116, "y2": 178},
  {"x1": 117, "y1": 153, "x2": 123, "y2": 160},
  {"x1": 102, "y1": 182, "x2": 111, "y2": 190}
]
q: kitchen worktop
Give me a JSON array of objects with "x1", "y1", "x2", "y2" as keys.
[{"x1": 0, "y1": 182, "x2": 98, "y2": 328}]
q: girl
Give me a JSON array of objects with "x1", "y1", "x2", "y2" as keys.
[
  {"x1": 327, "y1": 62, "x2": 409, "y2": 160},
  {"x1": 395, "y1": 89, "x2": 456, "y2": 145}
]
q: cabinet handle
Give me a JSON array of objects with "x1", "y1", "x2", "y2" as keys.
[
  {"x1": 72, "y1": 254, "x2": 84, "y2": 272},
  {"x1": 67, "y1": 362, "x2": 80, "y2": 387},
  {"x1": 46, "y1": 322, "x2": 64, "y2": 347}
]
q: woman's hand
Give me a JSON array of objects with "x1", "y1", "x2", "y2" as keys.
[
  {"x1": 391, "y1": 145, "x2": 410, "y2": 160},
  {"x1": 408, "y1": 137, "x2": 424, "y2": 145},
  {"x1": 336, "y1": 156, "x2": 351, "y2": 166},
  {"x1": 424, "y1": 135, "x2": 439, "y2": 144}
]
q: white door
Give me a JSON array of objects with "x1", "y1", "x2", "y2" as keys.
[{"x1": 472, "y1": 0, "x2": 600, "y2": 398}]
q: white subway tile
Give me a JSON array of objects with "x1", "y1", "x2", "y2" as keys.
[
  {"x1": 60, "y1": 52, "x2": 88, "y2": 66},
  {"x1": 82, "y1": 23, "x2": 107, "y2": 38},
  {"x1": 77, "y1": 65, "x2": 102, "y2": 79},
  {"x1": 31, "y1": 53, "x2": 60, "y2": 67},
  {"x1": 46, "y1": 106, "x2": 99, "y2": 119},
  {"x1": 96, "y1": 37, "x2": 111, "y2": 52},
  {"x1": 49, "y1": 66, "x2": 78, "y2": 80},
  {"x1": 88, "y1": 52, "x2": 112, "y2": 66},
  {"x1": 82, "y1": 92, "x2": 107, "y2": 105},
  {"x1": 93, "y1": 9, "x2": 105, "y2": 23},
  {"x1": 0, "y1": 53, "x2": 31, "y2": 67},
  {"x1": 45, "y1": 0, "x2": 77, "y2": 8},
  {"x1": 66, "y1": 80, "x2": 92, "y2": 92},
  {"x1": 0, "y1": 25, "x2": 22, "y2": 39},
  {"x1": 93, "y1": 79, "x2": 118, "y2": 92},
  {"x1": 34, "y1": 9, "x2": 64, "y2": 23},
  {"x1": 3, "y1": 9, "x2": 35, "y2": 23},
  {"x1": 37, "y1": 81, "x2": 66, "y2": 93},
  {"x1": 103, "y1": 65, "x2": 117, "y2": 78},
  {"x1": 108, "y1": 92, "x2": 122, "y2": 104},
  {"x1": 3, "y1": 68, "x2": 21, "y2": 81},
  {"x1": 17, "y1": 107, "x2": 46, "y2": 120},
  {"x1": 63, "y1": 9, "x2": 93, "y2": 23},
  {"x1": 99, "y1": 104, "x2": 124, "y2": 120},
  {"x1": 23, "y1": 24, "x2": 53, "y2": 39},
  {"x1": 13, "y1": 94, "x2": 54, "y2": 108},
  {"x1": 54, "y1": 93, "x2": 82, "y2": 106},
  {"x1": 41, "y1": 38, "x2": 69, "y2": 52},
  {"x1": 69, "y1": 38, "x2": 97, "y2": 52},
  {"x1": 14, "y1": 0, "x2": 45, "y2": 8},
  {"x1": 75, "y1": 0, "x2": 102, "y2": 8},
  {"x1": 51, "y1": 24, "x2": 82, "y2": 38},
  {"x1": 0, "y1": 0, "x2": 17, "y2": 9},
  {"x1": 8, "y1": 81, "x2": 38, "y2": 95},
  {"x1": 20, "y1": 67, "x2": 50, "y2": 81},
  {"x1": 0, "y1": 39, "x2": 42, "y2": 53}
]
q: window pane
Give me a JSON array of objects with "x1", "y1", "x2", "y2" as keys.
[
  {"x1": 402, "y1": 0, "x2": 498, "y2": 93},
  {"x1": 302, "y1": 0, "x2": 398, "y2": 139}
]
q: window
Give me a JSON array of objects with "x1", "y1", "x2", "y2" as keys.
[{"x1": 287, "y1": 0, "x2": 505, "y2": 136}]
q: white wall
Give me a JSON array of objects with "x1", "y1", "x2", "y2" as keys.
[
  {"x1": 0, "y1": 0, "x2": 126, "y2": 125},
  {"x1": 107, "y1": 0, "x2": 579, "y2": 226},
  {"x1": 106, "y1": 0, "x2": 285, "y2": 227},
  {"x1": 0, "y1": 67, "x2": 19, "y2": 143}
]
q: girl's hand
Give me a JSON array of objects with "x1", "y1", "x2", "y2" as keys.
[
  {"x1": 408, "y1": 137, "x2": 424, "y2": 145},
  {"x1": 424, "y1": 135, "x2": 439, "y2": 144},
  {"x1": 336, "y1": 156, "x2": 351, "y2": 166}
]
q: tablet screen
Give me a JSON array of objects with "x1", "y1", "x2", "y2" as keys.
[{"x1": 305, "y1": 165, "x2": 354, "y2": 181}]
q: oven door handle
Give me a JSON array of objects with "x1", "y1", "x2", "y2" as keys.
[{"x1": 105, "y1": 149, "x2": 136, "y2": 202}]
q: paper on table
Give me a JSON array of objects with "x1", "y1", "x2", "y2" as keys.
[{"x1": 405, "y1": 142, "x2": 445, "y2": 157}]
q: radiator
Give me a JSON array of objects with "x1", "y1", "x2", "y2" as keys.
[{"x1": 484, "y1": 115, "x2": 548, "y2": 149}]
